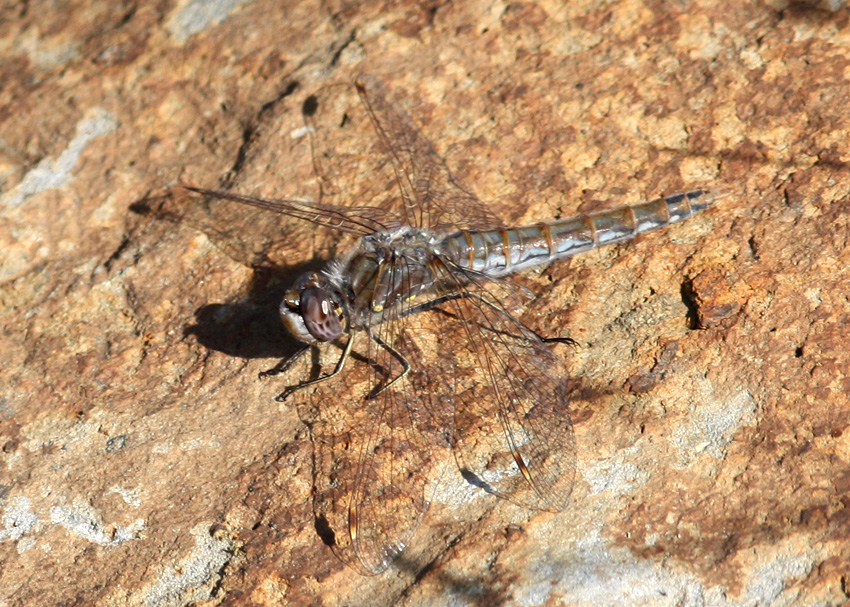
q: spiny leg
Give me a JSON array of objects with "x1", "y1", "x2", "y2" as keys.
[
  {"x1": 404, "y1": 291, "x2": 577, "y2": 346},
  {"x1": 361, "y1": 294, "x2": 570, "y2": 403},
  {"x1": 365, "y1": 332, "x2": 411, "y2": 401},
  {"x1": 261, "y1": 337, "x2": 355, "y2": 402},
  {"x1": 259, "y1": 345, "x2": 309, "y2": 378},
  {"x1": 541, "y1": 335, "x2": 579, "y2": 348}
]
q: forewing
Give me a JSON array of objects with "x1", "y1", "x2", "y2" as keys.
[
  {"x1": 135, "y1": 77, "x2": 412, "y2": 268},
  {"x1": 183, "y1": 187, "x2": 400, "y2": 236},
  {"x1": 131, "y1": 186, "x2": 311, "y2": 268},
  {"x1": 301, "y1": 79, "x2": 409, "y2": 228},
  {"x1": 432, "y1": 260, "x2": 576, "y2": 511},
  {"x1": 140, "y1": 76, "x2": 500, "y2": 265},
  {"x1": 355, "y1": 74, "x2": 505, "y2": 233}
]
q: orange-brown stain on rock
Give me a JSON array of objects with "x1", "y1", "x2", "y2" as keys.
[{"x1": 685, "y1": 268, "x2": 754, "y2": 329}]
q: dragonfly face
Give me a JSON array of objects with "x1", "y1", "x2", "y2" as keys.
[{"x1": 280, "y1": 272, "x2": 347, "y2": 344}]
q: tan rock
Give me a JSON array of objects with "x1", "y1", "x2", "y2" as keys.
[{"x1": 1, "y1": 1, "x2": 849, "y2": 605}]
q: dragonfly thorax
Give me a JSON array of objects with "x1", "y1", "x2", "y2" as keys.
[{"x1": 363, "y1": 226, "x2": 441, "y2": 253}]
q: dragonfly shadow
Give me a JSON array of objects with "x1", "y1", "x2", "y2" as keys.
[
  {"x1": 184, "y1": 261, "x2": 323, "y2": 360},
  {"x1": 128, "y1": 188, "x2": 327, "y2": 361},
  {"x1": 396, "y1": 558, "x2": 511, "y2": 606}
]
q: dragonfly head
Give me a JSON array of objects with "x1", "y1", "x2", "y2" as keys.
[{"x1": 281, "y1": 272, "x2": 346, "y2": 344}]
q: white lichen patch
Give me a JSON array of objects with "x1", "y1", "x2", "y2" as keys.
[
  {"x1": 141, "y1": 524, "x2": 234, "y2": 607},
  {"x1": 672, "y1": 382, "x2": 757, "y2": 466},
  {"x1": 166, "y1": 0, "x2": 256, "y2": 43},
  {"x1": 583, "y1": 445, "x2": 650, "y2": 497},
  {"x1": 1, "y1": 108, "x2": 117, "y2": 209},
  {"x1": 50, "y1": 497, "x2": 144, "y2": 546},
  {"x1": 0, "y1": 497, "x2": 40, "y2": 551}
]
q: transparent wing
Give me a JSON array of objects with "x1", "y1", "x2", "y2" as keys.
[
  {"x1": 182, "y1": 186, "x2": 401, "y2": 236},
  {"x1": 153, "y1": 74, "x2": 503, "y2": 266},
  {"x1": 430, "y1": 258, "x2": 576, "y2": 511},
  {"x1": 130, "y1": 186, "x2": 310, "y2": 268},
  {"x1": 300, "y1": 254, "x2": 573, "y2": 573},
  {"x1": 299, "y1": 78, "x2": 410, "y2": 230},
  {"x1": 355, "y1": 74, "x2": 505, "y2": 232},
  {"x1": 298, "y1": 262, "x2": 455, "y2": 573}
]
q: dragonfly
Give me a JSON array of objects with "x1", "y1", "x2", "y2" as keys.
[{"x1": 186, "y1": 74, "x2": 716, "y2": 574}]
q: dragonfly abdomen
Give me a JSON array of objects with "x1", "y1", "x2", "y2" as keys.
[{"x1": 445, "y1": 189, "x2": 716, "y2": 276}]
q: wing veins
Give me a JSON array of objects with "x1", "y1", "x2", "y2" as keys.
[
  {"x1": 183, "y1": 186, "x2": 392, "y2": 235},
  {"x1": 430, "y1": 256, "x2": 567, "y2": 503},
  {"x1": 347, "y1": 252, "x2": 439, "y2": 572}
]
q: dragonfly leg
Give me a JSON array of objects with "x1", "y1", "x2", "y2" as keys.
[
  {"x1": 366, "y1": 332, "x2": 410, "y2": 401},
  {"x1": 541, "y1": 335, "x2": 579, "y2": 348},
  {"x1": 259, "y1": 345, "x2": 310, "y2": 378},
  {"x1": 460, "y1": 293, "x2": 578, "y2": 346},
  {"x1": 264, "y1": 337, "x2": 355, "y2": 402},
  {"x1": 407, "y1": 292, "x2": 576, "y2": 345}
]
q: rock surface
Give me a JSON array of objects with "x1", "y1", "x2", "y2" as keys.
[{"x1": 1, "y1": 1, "x2": 850, "y2": 606}]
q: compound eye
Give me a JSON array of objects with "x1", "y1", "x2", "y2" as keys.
[{"x1": 300, "y1": 287, "x2": 343, "y2": 342}]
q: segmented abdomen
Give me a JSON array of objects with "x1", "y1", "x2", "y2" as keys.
[{"x1": 444, "y1": 189, "x2": 716, "y2": 276}]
